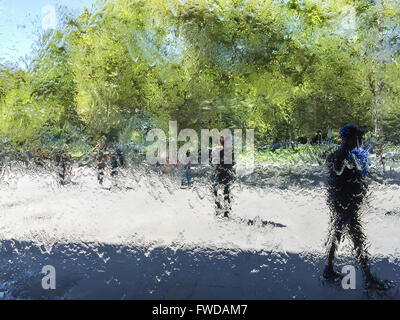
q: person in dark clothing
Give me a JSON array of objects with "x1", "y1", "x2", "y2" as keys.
[
  {"x1": 91, "y1": 134, "x2": 124, "y2": 184},
  {"x1": 212, "y1": 137, "x2": 235, "y2": 218},
  {"x1": 54, "y1": 146, "x2": 72, "y2": 186},
  {"x1": 324, "y1": 125, "x2": 387, "y2": 289},
  {"x1": 92, "y1": 136, "x2": 108, "y2": 185},
  {"x1": 97, "y1": 151, "x2": 107, "y2": 184},
  {"x1": 180, "y1": 150, "x2": 192, "y2": 188},
  {"x1": 110, "y1": 145, "x2": 124, "y2": 177}
]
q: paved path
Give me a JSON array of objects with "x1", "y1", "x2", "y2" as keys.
[{"x1": 1, "y1": 167, "x2": 400, "y2": 299}]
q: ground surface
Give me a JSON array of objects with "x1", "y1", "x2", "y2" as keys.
[{"x1": 1, "y1": 165, "x2": 400, "y2": 299}]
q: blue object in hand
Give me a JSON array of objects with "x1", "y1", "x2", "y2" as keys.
[{"x1": 350, "y1": 146, "x2": 370, "y2": 176}]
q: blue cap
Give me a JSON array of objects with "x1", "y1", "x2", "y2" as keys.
[{"x1": 340, "y1": 125, "x2": 365, "y2": 140}]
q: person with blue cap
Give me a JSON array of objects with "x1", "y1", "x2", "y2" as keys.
[{"x1": 324, "y1": 125, "x2": 388, "y2": 290}]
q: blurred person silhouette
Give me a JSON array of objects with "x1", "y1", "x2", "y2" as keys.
[
  {"x1": 212, "y1": 137, "x2": 235, "y2": 218},
  {"x1": 165, "y1": 154, "x2": 178, "y2": 179},
  {"x1": 91, "y1": 131, "x2": 124, "y2": 185},
  {"x1": 54, "y1": 145, "x2": 72, "y2": 186},
  {"x1": 91, "y1": 135, "x2": 108, "y2": 185},
  {"x1": 180, "y1": 150, "x2": 192, "y2": 188},
  {"x1": 171, "y1": 157, "x2": 179, "y2": 179},
  {"x1": 33, "y1": 147, "x2": 50, "y2": 167},
  {"x1": 324, "y1": 125, "x2": 388, "y2": 290},
  {"x1": 110, "y1": 144, "x2": 124, "y2": 177}
]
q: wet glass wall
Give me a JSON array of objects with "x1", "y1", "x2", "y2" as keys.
[{"x1": 1, "y1": 0, "x2": 400, "y2": 299}]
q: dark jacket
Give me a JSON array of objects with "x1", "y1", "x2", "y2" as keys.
[
  {"x1": 327, "y1": 146, "x2": 367, "y2": 209},
  {"x1": 214, "y1": 148, "x2": 235, "y2": 182}
]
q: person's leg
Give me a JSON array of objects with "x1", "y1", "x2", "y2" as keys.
[
  {"x1": 111, "y1": 155, "x2": 118, "y2": 177},
  {"x1": 213, "y1": 182, "x2": 222, "y2": 210},
  {"x1": 323, "y1": 229, "x2": 343, "y2": 280},
  {"x1": 223, "y1": 182, "x2": 231, "y2": 210},
  {"x1": 98, "y1": 172, "x2": 104, "y2": 185},
  {"x1": 349, "y1": 217, "x2": 372, "y2": 279},
  {"x1": 61, "y1": 162, "x2": 67, "y2": 185},
  {"x1": 324, "y1": 206, "x2": 344, "y2": 279},
  {"x1": 171, "y1": 167, "x2": 175, "y2": 178},
  {"x1": 180, "y1": 167, "x2": 185, "y2": 186},
  {"x1": 326, "y1": 230, "x2": 342, "y2": 270},
  {"x1": 348, "y1": 218, "x2": 391, "y2": 289},
  {"x1": 187, "y1": 168, "x2": 191, "y2": 186}
]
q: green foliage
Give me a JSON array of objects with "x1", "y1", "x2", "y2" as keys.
[{"x1": 1, "y1": 0, "x2": 399, "y2": 149}]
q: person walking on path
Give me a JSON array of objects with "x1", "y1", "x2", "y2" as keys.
[{"x1": 324, "y1": 125, "x2": 389, "y2": 290}]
